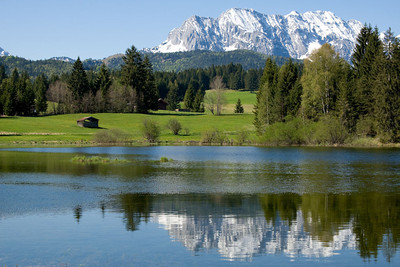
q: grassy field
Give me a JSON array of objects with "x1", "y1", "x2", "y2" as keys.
[{"x1": 0, "y1": 90, "x2": 257, "y2": 145}]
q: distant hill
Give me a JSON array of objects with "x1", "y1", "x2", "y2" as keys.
[
  {"x1": 0, "y1": 50, "x2": 294, "y2": 77},
  {"x1": 104, "y1": 50, "x2": 292, "y2": 72},
  {"x1": 0, "y1": 56, "x2": 73, "y2": 77}
]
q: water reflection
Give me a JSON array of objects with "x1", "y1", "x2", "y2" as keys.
[
  {"x1": 109, "y1": 193, "x2": 400, "y2": 262},
  {"x1": 1, "y1": 147, "x2": 400, "y2": 264}
]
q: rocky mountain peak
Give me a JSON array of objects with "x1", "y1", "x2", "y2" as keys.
[{"x1": 150, "y1": 8, "x2": 364, "y2": 61}]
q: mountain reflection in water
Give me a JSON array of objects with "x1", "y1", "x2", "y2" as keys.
[
  {"x1": 1, "y1": 147, "x2": 399, "y2": 265},
  {"x1": 111, "y1": 193, "x2": 399, "y2": 262}
]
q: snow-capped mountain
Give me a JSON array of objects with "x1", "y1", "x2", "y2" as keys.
[
  {"x1": 49, "y1": 56, "x2": 75, "y2": 63},
  {"x1": 0, "y1": 47, "x2": 10, "y2": 57},
  {"x1": 150, "y1": 8, "x2": 364, "y2": 61}
]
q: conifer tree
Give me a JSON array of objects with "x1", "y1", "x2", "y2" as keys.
[
  {"x1": 254, "y1": 58, "x2": 278, "y2": 132},
  {"x1": 68, "y1": 57, "x2": 89, "y2": 99},
  {"x1": 192, "y1": 89, "x2": 204, "y2": 112},
  {"x1": 183, "y1": 86, "x2": 195, "y2": 110},
  {"x1": 33, "y1": 73, "x2": 48, "y2": 114},
  {"x1": 166, "y1": 80, "x2": 179, "y2": 111},
  {"x1": 234, "y1": 98, "x2": 244, "y2": 113},
  {"x1": 121, "y1": 46, "x2": 158, "y2": 113}
]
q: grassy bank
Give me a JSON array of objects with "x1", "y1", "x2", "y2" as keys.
[{"x1": 0, "y1": 112, "x2": 256, "y2": 145}]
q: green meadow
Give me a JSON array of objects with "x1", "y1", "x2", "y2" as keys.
[{"x1": 0, "y1": 90, "x2": 256, "y2": 145}]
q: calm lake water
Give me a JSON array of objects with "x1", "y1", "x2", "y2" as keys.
[{"x1": 0, "y1": 146, "x2": 399, "y2": 266}]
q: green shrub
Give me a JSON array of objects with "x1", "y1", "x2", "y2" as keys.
[
  {"x1": 356, "y1": 116, "x2": 377, "y2": 137},
  {"x1": 313, "y1": 116, "x2": 348, "y2": 145},
  {"x1": 235, "y1": 129, "x2": 249, "y2": 145},
  {"x1": 201, "y1": 128, "x2": 227, "y2": 145},
  {"x1": 260, "y1": 117, "x2": 308, "y2": 145},
  {"x1": 141, "y1": 119, "x2": 160, "y2": 143},
  {"x1": 166, "y1": 119, "x2": 182, "y2": 135},
  {"x1": 93, "y1": 128, "x2": 129, "y2": 143}
]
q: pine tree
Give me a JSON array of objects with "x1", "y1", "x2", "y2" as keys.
[
  {"x1": 95, "y1": 63, "x2": 112, "y2": 112},
  {"x1": 33, "y1": 73, "x2": 48, "y2": 114},
  {"x1": 254, "y1": 58, "x2": 278, "y2": 132},
  {"x1": 121, "y1": 46, "x2": 157, "y2": 113},
  {"x1": 352, "y1": 26, "x2": 382, "y2": 118},
  {"x1": 192, "y1": 89, "x2": 204, "y2": 112},
  {"x1": 142, "y1": 55, "x2": 158, "y2": 111},
  {"x1": 68, "y1": 57, "x2": 89, "y2": 99},
  {"x1": 234, "y1": 98, "x2": 244, "y2": 113},
  {"x1": 166, "y1": 80, "x2": 179, "y2": 111},
  {"x1": 275, "y1": 59, "x2": 298, "y2": 121},
  {"x1": 183, "y1": 86, "x2": 195, "y2": 110}
]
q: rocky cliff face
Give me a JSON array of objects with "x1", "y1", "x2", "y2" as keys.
[{"x1": 150, "y1": 8, "x2": 364, "y2": 61}]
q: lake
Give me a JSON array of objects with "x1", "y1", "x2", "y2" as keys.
[{"x1": 0, "y1": 146, "x2": 399, "y2": 266}]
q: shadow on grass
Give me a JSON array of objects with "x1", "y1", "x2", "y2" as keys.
[
  {"x1": 0, "y1": 116, "x2": 19, "y2": 119},
  {"x1": 148, "y1": 112, "x2": 206, "y2": 117}
]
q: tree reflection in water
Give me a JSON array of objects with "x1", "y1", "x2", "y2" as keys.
[{"x1": 109, "y1": 193, "x2": 399, "y2": 262}]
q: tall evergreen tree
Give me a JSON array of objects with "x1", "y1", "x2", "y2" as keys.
[
  {"x1": 352, "y1": 26, "x2": 382, "y2": 118},
  {"x1": 275, "y1": 59, "x2": 299, "y2": 121},
  {"x1": 183, "y1": 85, "x2": 195, "y2": 110},
  {"x1": 254, "y1": 58, "x2": 278, "y2": 132},
  {"x1": 121, "y1": 46, "x2": 157, "y2": 113},
  {"x1": 96, "y1": 63, "x2": 112, "y2": 112},
  {"x1": 68, "y1": 57, "x2": 89, "y2": 99},
  {"x1": 192, "y1": 89, "x2": 204, "y2": 112},
  {"x1": 372, "y1": 29, "x2": 400, "y2": 142},
  {"x1": 33, "y1": 73, "x2": 48, "y2": 114},
  {"x1": 166, "y1": 80, "x2": 179, "y2": 111},
  {"x1": 142, "y1": 55, "x2": 158, "y2": 111}
]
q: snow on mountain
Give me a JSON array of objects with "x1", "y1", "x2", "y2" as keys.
[
  {"x1": 0, "y1": 47, "x2": 11, "y2": 57},
  {"x1": 150, "y1": 8, "x2": 364, "y2": 61},
  {"x1": 50, "y1": 56, "x2": 75, "y2": 63}
]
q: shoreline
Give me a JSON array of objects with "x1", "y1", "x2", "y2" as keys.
[{"x1": 1, "y1": 139, "x2": 399, "y2": 149}]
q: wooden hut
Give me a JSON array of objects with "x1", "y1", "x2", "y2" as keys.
[
  {"x1": 158, "y1": 98, "x2": 168, "y2": 110},
  {"x1": 77, "y1": 116, "x2": 99, "y2": 128}
]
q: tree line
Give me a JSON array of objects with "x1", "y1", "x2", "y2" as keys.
[
  {"x1": 254, "y1": 25, "x2": 400, "y2": 144},
  {"x1": 0, "y1": 46, "x2": 265, "y2": 115}
]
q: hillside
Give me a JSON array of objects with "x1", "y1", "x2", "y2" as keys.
[{"x1": 0, "y1": 50, "x2": 293, "y2": 77}]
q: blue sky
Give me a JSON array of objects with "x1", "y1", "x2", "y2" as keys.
[{"x1": 1, "y1": 0, "x2": 399, "y2": 60}]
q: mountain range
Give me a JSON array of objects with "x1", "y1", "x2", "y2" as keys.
[
  {"x1": 1, "y1": 8, "x2": 399, "y2": 74},
  {"x1": 149, "y1": 8, "x2": 365, "y2": 61}
]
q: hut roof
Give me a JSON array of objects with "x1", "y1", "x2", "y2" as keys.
[{"x1": 77, "y1": 116, "x2": 99, "y2": 122}]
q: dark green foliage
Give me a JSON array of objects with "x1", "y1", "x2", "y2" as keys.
[
  {"x1": 166, "y1": 81, "x2": 179, "y2": 111},
  {"x1": 121, "y1": 46, "x2": 158, "y2": 113},
  {"x1": 253, "y1": 25, "x2": 400, "y2": 144},
  {"x1": 69, "y1": 57, "x2": 89, "y2": 99},
  {"x1": 183, "y1": 85, "x2": 195, "y2": 110},
  {"x1": 192, "y1": 89, "x2": 204, "y2": 112},
  {"x1": 95, "y1": 64, "x2": 112, "y2": 112},
  {"x1": 33, "y1": 74, "x2": 48, "y2": 114},
  {"x1": 254, "y1": 58, "x2": 279, "y2": 132},
  {"x1": 0, "y1": 56, "x2": 73, "y2": 78},
  {"x1": 146, "y1": 50, "x2": 292, "y2": 72},
  {"x1": 234, "y1": 98, "x2": 244, "y2": 113}
]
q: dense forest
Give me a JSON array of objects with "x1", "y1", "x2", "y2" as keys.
[
  {"x1": 254, "y1": 26, "x2": 400, "y2": 144},
  {"x1": 1, "y1": 25, "x2": 399, "y2": 144},
  {"x1": 0, "y1": 49, "x2": 265, "y2": 115},
  {"x1": 0, "y1": 49, "x2": 291, "y2": 77}
]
